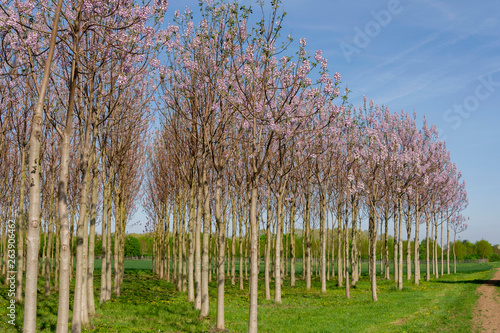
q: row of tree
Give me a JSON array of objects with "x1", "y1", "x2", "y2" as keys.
[
  {"x1": 142, "y1": 1, "x2": 469, "y2": 332},
  {"x1": 0, "y1": 0, "x2": 167, "y2": 331}
]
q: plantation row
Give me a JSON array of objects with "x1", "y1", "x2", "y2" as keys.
[
  {"x1": 144, "y1": 2, "x2": 469, "y2": 332},
  {"x1": 0, "y1": 0, "x2": 469, "y2": 332}
]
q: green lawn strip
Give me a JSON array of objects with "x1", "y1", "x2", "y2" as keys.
[{"x1": 221, "y1": 266, "x2": 497, "y2": 333}]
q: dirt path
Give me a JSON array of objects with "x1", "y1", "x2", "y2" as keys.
[{"x1": 474, "y1": 267, "x2": 500, "y2": 332}]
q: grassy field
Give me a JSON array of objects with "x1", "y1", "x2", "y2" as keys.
[{"x1": 1, "y1": 261, "x2": 498, "y2": 332}]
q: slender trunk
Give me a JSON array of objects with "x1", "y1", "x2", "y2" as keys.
[
  {"x1": 105, "y1": 181, "x2": 112, "y2": 301},
  {"x1": 344, "y1": 204, "x2": 350, "y2": 299},
  {"x1": 215, "y1": 175, "x2": 225, "y2": 330},
  {"x1": 398, "y1": 197, "x2": 403, "y2": 290},
  {"x1": 331, "y1": 216, "x2": 335, "y2": 279},
  {"x1": 440, "y1": 217, "x2": 444, "y2": 277},
  {"x1": 384, "y1": 208, "x2": 390, "y2": 280},
  {"x1": 119, "y1": 202, "x2": 126, "y2": 291},
  {"x1": 176, "y1": 191, "x2": 185, "y2": 292},
  {"x1": 426, "y1": 212, "x2": 430, "y2": 281},
  {"x1": 44, "y1": 186, "x2": 55, "y2": 296},
  {"x1": 188, "y1": 176, "x2": 196, "y2": 302},
  {"x1": 16, "y1": 148, "x2": 27, "y2": 302},
  {"x1": 406, "y1": 205, "x2": 411, "y2": 281},
  {"x1": 434, "y1": 215, "x2": 438, "y2": 279},
  {"x1": 55, "y1": 212, "x2": 60, "y2": 292},
  {"x1": 305, "y1": 188, "x2": 312, "y2": 290},
  {"x1": 414, "y1": 197, "x2": 420, "y2": 285},
  {"x1": 99, "y1": 167, "x2": 110, "y2": 304},
  {"x1": 57, "y1": 29, "x2": 81, "y2": 333},
  {"x1": 87, "y1": 149, "x2": 98, "y2": 315},
  {"x1": 200, "y1": 165, "x2": 210, "y2": 317},
  {"x1": 337, "y1": 206, "x2": 343, "y2": 287},
  {"x1": 351, "y1": 200, "x2": 359, "y2": 286},
  {"x1": 194, "y1": 178, "x2": 202, "y2": 309},
  {"x1": 264, "y1": 190, "x2": 272, "y2": 300},
  {"x1": 231, "y1": 196, "x2": 236, "y2": 286},
  {"x1": 24, "y1": 0, "x2": 64, "y2": 330},
  {"x1": 41, "y1": 222, "x2": 47, "y2": 277},
  {"x1": 453, "y1": 234, "x2": 457, "y2": 274},
  {"x1": 320, "y1": 192, "x2": 327, "y2": 293},
  {"x1": 379, "y1": 214, "x2": 383, "y2": 277},
  {"x1": 113, "y1": 192, "x2": 122, "y2": 296},
  {"x1": 369, "y1": 201, "x2": 378, "y2": 302},
  {"x1": 73, "y1": 133, "x2": 92, "y2": 330},
  {"x1": 446, "y1": 217, "x2": 450, "y2": 275},
  {"x1": 275, "y1": 181, "x2": 286, "y2": 302},
  {"x1": 393, "y1": 204, "x2": 398, "y2": 284},
  {"x1": 239, "y1": 200, "x2": 244, "y2": 291},
  {"x1": 247, "y1": 177, "x2": 259, "y2": 333}
]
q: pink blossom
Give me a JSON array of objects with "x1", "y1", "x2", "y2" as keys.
[{"x1": 314, "y1": 50, "x2": 322, "y2": 62}]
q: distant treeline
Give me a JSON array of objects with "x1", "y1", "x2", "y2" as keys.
[{"x1": 39, "y1": 231, "x2": 499, "y2": 262}]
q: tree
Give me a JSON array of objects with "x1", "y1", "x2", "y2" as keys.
[
  {"x1": 476, "y1": 240, "x2": 493, "y2": 259},
  {"x1": 125, "y1": 236, "x2": 142, "y2": 257}
]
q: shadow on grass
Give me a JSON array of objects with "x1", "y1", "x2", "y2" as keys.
[{"x1": 434, "y1": 279, "x2": 500, "y2": 286}]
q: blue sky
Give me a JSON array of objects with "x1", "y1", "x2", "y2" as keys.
[
  {"x1": 276, "y1": 0, "x2": 500, "y2": 244},
  {"x1": 130, "y1": 0, "x2": 500, "y2": 245}
]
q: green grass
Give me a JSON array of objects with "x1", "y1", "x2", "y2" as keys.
[{"x1": 1, "y1": 261, "x2": 498, "y2": 332}]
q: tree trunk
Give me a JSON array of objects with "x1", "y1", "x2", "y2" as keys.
[
  {"x1": 264, "y1": 190, "x2": 272, "y2": 300},
  {"x1": 426, "y1": 212, "x2": 430, "y2": 281},
  {"x1": 187, "y1": 176, "x2": 196, "y2": 302},
  {"x1": 87, "y1": 149, "x2": 98, "y2": 315},
  {"x1": 440, "y1": 218, "x2": 444, "y2": 277},
  {"x1": 384, "y1": 208, "x2": 390, "y2": 280},
  {"x1": 453, "y1": 234, "x2": 457, "y2": 274},
  {"x1": 215, "y1": 175, "x2": 225, "y2": 330},
  {"x1": 331, "y1": 220, "x2": 335, "y2": 279},
  {"x1": 414, "y1": 195, "x2": 420, "y2": 285},
  {"x1": 201, "y1": 165, "x2": 210, "y2": 317},
  {"x1": 446, "y1": 217, "x2": 450, "y2": 275},
  {"x1": 320, "y1": 192, "x2": 327, "y2": 293},
  {"x1": 290, "y1": 197, "x2": 296, "y2": 287},
  {"x1": 194, "y1": 178, "x2": 202, "y2": 309},
  {"x1": 56, "y1": 56, "x2": 80, "y2": 333},
  {"x1": 231, "y1": 196, "x2": 236, "y2": 286},
  {"x1": 248, "y1": 178, "x2": 259, "y2": 333},
  {"x1": 55, "y1": 212, "x2": 60, "y2": 292},
  {"x1": 344, "y1": 204, "x2": 350, "y2": 299},
  {"x1": 369, "y1": 202, "x2": 378, "y2": 302},
  {"x1": 398, "y1": 197, "x2": 403, "y2": 291},
  {"x1": 406, "y1": 205, "x2": 412, "y2": 281},
  {"x1": 16, "y1": 148, "x2": 27, "y2": 302},
  {"x1": 337, "y1": 206, "x2": 343, "y2": 287},
  {"x1": 105, "y1": 181, "x2": 112, "y2": 301},
  {"x1": 44, "y1": 186, "x2": 55, "y2": 296},
  {"x1": 239, "y1": 200, "x2": 244, "y2": 291},
  {"x1": 113, "y1": 192, "x2": 122, "y2": 297},
  {"x1": 393, "y1": 204, "x2": 398, "y2": 285},
  {"x1": 99, "y1": 167, "x2": 110, "y2": 304},
  {"x1": 434, "y1": 214, "x2": 438, "y2": 279},
  {"x1": 24, "y1": 0, "x2": 64, "y2": 330},
  {"x1": 73, "y1": 133, "x2": 92, "y2": 330},
  {"x1": 305, "y1": 189, "x2": 312, "y2": 290},
  {"x1": 275, "y1": 182, "x2": 286, "y2": 302}
]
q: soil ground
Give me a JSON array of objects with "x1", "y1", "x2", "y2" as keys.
[{"x1": 474, "y1": 267, "x2": 500, "y2": 332}]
